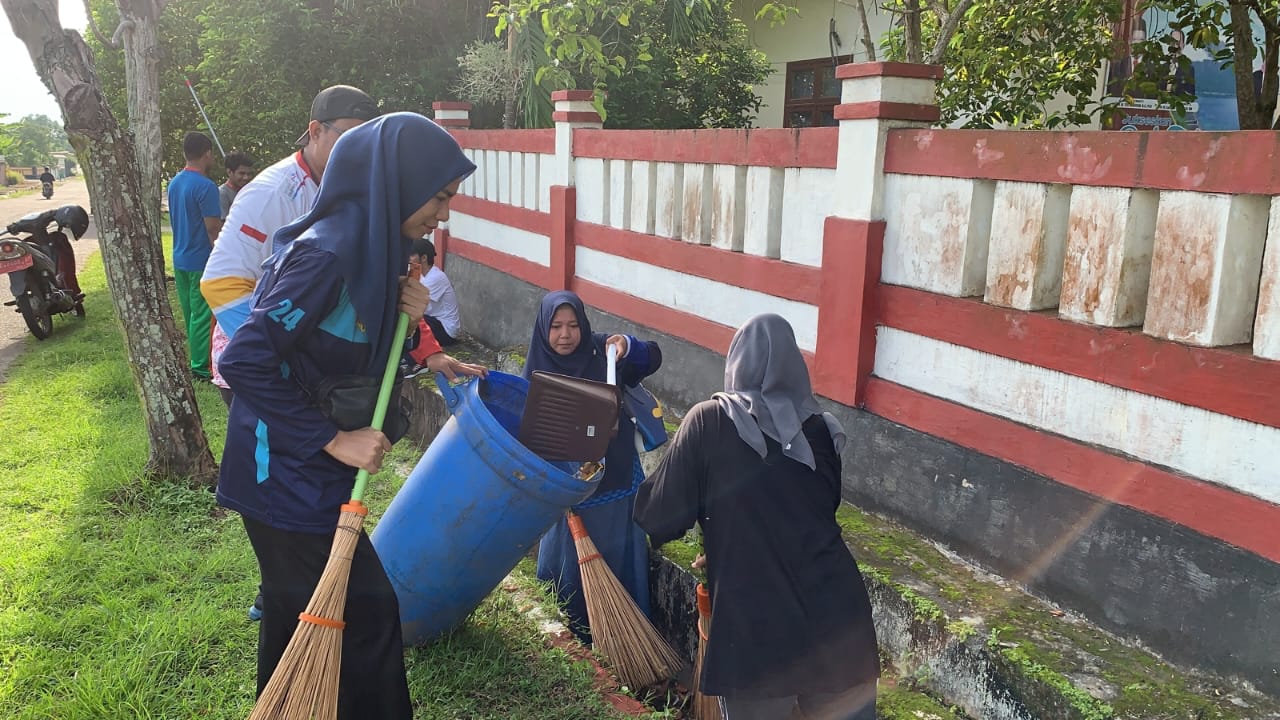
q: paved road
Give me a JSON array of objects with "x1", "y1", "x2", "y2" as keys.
[{"x1": 0, "y1": 178, "x2": 98, "y2": 381}]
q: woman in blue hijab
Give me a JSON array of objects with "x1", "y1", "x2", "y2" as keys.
[
  {"x1": 525, "y1": 290, "x2": 663, "y2": 643},
  {"x1": 217, "y1": 113, "x2": 483, "y2": 719}
]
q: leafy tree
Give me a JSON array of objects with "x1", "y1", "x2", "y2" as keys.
[
  {"x1": 1132, "y1": 0, "x2": 1280, "y2": 129},
  {"x1": 89, "y1": 0, "x2": 492, "y2": 176},
  {"x1": 455, "y1": 37, "x2": 525, "y2": 128},
  {"x1": 880, "y1": 0, "x2": 1124, "y2": 128},
  {"x1": 602, "y1": 1, "x2": 772, "y2": 129},
  {"x1": 80, "y1": 0, "x2": 174, "y2": 233},
  {"x1": 484, "y1": 0, "x2": 780, "y2": 128},
  {"x1": 0, "y1": 114, "x2": 72, "y2": 167}
]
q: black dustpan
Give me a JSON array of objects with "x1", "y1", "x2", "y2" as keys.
[{"x1": 518, "y1": 349, "x2": 621, "y2": 462}]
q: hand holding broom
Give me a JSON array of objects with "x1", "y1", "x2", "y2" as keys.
[{"x1": 249, "y1": 264, "x2": 423, "y2": 720}]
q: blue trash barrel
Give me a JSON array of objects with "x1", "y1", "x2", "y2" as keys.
[{"x1": 371, "y1": 371, "x2": 600, "y2": 645}]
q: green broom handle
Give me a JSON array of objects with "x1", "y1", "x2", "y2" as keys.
[{"x1": 350, "y1": 307, "x2": 414, "y2": 503}]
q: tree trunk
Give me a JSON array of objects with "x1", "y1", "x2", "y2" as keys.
[
  {"x1": 855, "y1": 0, "x2": 877, "y2": 61},
  {"x1": 927, "y1": 0, "x2": 976, "y2": 65},
  {"x1": 1262, "y1": 32, "x2": 1280, "y2": 128},
  {"x1": 904, "y1": 0, "x2": 924, "y2": 63},
  {"x1": 504, "y1": 25, "x2": 518, "y2": 129},
  {"x1": 4, "y1": 0, "x2": 217, "y2": 483},
  {"x1": 116, "y1": 0, "x2": 163, "y2": 234},
  {"x1": 1229, "y1": 2, "x2": 1266, "y2": 128}
]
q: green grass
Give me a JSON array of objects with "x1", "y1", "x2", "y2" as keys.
[
  {"x1": 0, "y1": 187, "x2": 38, "y2": 200},
  {"x1": 0, "y1": 248, "x2": 647, "y2": 719}
]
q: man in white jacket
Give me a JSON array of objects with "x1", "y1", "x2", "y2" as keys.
[{"x1": 202, "y1": 85, "x2": 380, "y2": 406}]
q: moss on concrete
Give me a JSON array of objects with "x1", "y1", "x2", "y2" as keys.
[
  {"x1": 659, "y1": 531, "x2": 706, "y2": 583},
  {"x1": 899, "y1": 586, "x2": 945, "y2": 624},
  {"x1": 878, "y1": 682, "x2": 969, "y2": 720},
  {"x1": 647, "y1": 490, "x2": 1269, "y2": 719},
  {"x1": 832, "y1": 502, "x2": 1278, "y2": 720},
  {"x1": 945, "y1": 618, "x2": 979, "y2": 643}
]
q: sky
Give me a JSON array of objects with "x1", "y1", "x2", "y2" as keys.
[{"x1": 1, "y1": 2, "x2": 89, "y2": 121}]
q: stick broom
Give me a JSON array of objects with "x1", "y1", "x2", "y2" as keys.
[{"x1": 248, "y1": 267, "x2": 419, "y2": 720}]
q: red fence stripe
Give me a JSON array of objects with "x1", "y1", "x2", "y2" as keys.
[
  {"x1": 834, "y1": 102, "x2": 940, "y2": 122},
  {"x1": 572, "y1": 278, "x2": 818, "y2": 374},
  {"x1": 447, "y1": 236, "x2": 549, "y2": 290},
  {"x1": 876, "y1": 284, "x2": 1280, "y2": 429},
  {"x1": 884, "y1": 128, "x2": 1280, "y2": 194},
  {"x1": 450, "y1": 129, "x2": 555, "y2": 154},
  {"x1": 573, "y1": 128, "x2": 838, "y2": 168},
  {"x1": 451, "y1": 196, "x2": 552, "y2": 237},
  {"x1": 814, "y1": 218, "x2": 883, "y2": 407},
  {"x1": 835, "y1": 62, "x2": 944, "y2": 80},
  {"x1": 574, "y1": 222, "x2": 821, "y2": 305},
  {"x1": 865, "y1": 379, "x2": 1280, "y2": 564}
]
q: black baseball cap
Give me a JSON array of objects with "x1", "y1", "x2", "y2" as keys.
[{"x1": 295, "y1": 85, "x2": 379, "y2": 146}]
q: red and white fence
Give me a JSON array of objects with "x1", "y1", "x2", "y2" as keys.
[{"x1": 429, "y1": 68, "x2": 1280, "y2": 572}]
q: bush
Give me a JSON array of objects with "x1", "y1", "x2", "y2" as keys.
[{"x1": 4, "y1": 169, "x2": 22, "y2": 186}]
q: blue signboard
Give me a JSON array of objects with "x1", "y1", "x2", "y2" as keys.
[{"x1": 1105, "y1": 0, "x2": 1267, "y2": 131}]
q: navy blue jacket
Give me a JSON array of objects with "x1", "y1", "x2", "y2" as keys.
[{"x1": 217, "y1": 243, "x2": 377, "y2": 533}]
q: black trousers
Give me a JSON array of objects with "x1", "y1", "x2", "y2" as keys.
[
  {"x1": 423, "y1": 314, "x2": 459, "y2": 346},
  {"x1": 241, "y1": 516, "x2": 412, "y2": 720},
  {"x1": 722, "y1": 681, "x2": 878, "y2": 720}
]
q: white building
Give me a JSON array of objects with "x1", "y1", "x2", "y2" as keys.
[
  {"x1": 736, "y1": 0, "x2": 1111, "y2": 130},
  {"x1": 737, "y1": 0, "x2": 891, "y2": 128}
]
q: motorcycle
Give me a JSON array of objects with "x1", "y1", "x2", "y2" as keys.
[
  {"x1": 0, "y1": 205, "x2": 89, "y2": 340},
  {"x1": 41, "y1": 181, "x2": 53, "y2": 200}
]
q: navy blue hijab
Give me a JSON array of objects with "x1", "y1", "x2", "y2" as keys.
[
  {"x1": 271, "y1": 112, "x2": 475, "y2": 374},
  {"x1": 523, "y1": 290, "x2": 607, "y2": 382}
]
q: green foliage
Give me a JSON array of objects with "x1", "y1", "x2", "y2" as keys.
[
  {"x1": 0, "y1": 115, "x2": 72, "y2": 168},
  {"x1": 455, "y1": 39, "x2": 523, "y2": 108},
  {"x1": 88, "y1": 0, "x2": 208, "y2": 177},
  {"x1": 87, "y1": 0, "x2": 492, "y2": 178},
  {"x1": 881, "y1": 0, "x2": 1123, "y2": 128},
  {"x1": 491, "y1": 0, "x2": 648, "y2": 105},
  {"x1": 876, "y1": 684, "x2": 967, "y2": 720},
  {"x1": 603, "y1": 1, "x2": 773, "y2": 129},
  {"x1": 490, "y1": 0, "x2": 778, "y2": 128},
  {"x1": 5, "y1": 170, "x2": 23, "y2": 186},
  {"x1": 945, "y1": 618, "x2": 979, "y2": 642}
]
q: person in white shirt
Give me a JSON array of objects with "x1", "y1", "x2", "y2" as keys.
[
  {"x1": 412, "y1": 238, "x2": 463, "y2": 346},
  {"x1": 202, "y1": 85, "x2": 381, "y2": 408}
]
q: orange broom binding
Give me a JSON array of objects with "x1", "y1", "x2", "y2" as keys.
[{"x1": 691, "y1": 583, "x2": 722, "y2": 720}]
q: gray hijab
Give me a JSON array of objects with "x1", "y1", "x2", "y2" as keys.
[{"x1": 713, "y1": 313, "x2": 846, "y2": 470}]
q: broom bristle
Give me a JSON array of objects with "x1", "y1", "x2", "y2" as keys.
[
  {"x1": 567, "y1": 513, "x2": 682, "y2": 690},
  {"x1": 692, "y1": 584, "x2": 721, "y2": 720},
  {"x1": 249, "y1": 506, "x2": 366, "y2": 720},
  {"x1": 692, "y1": 616, "x2": 721, "y2": 719}
]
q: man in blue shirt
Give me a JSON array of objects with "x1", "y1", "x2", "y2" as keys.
[{"x1": 168, "y1": 132, "x2": 224, "y2": 380}]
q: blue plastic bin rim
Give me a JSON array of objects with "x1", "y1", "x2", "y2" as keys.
[{"x1": 436, "y1": 371, "x2": 599, "y2": 487}]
